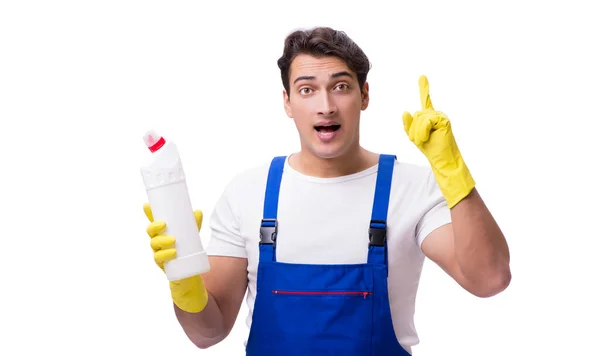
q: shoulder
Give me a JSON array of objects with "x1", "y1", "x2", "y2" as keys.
[
  {"x1": 219, "y1": 157, "x2": 277, "y2": 201},
  {"x1": 391, "y1": 159, "x2": 436, "y2": 191},
  {"x1": 389, "y1": 158, "x2": 451, "y2": 242},
  {"x1": 392, "y1": 159, "x2": 431, "y2": 178},
  {"x1": 388, "y1": 158, "x2": 446, "y2": 212},
  {"x1": 230, "y1": 157, "x2": 275, "y2": 184}
]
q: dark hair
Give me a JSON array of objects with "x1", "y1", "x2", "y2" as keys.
[{"x1": 277, "y1": 27, "x2": 371, "y2": 95}]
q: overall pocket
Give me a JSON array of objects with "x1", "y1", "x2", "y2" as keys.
[
  {"x1": 273, "y1": 290, "x2": 373, "y2": 298},
  {"x1": 269, "y1": 288, "x2": 374, "y2": 354}
]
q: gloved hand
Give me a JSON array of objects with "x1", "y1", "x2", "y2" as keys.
[
  {"x1": 144, "y1": 203, "x2": 209, "y2": 313},
  {"x1": 402, "y1": 75, "x2": 476, "y2": 208}
]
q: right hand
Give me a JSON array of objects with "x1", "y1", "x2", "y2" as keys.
[
  {"x1": 401, "y1": 75, "x2": 475, "y2": 208},
  {"x1": 144, "y1": 203, "x2": 209, "y2": 313}
]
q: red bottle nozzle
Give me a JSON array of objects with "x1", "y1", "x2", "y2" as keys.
[{"x1": 143, "y1": 130, "x2": 166, "y2": 153}]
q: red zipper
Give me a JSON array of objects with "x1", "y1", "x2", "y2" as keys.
[{"x1": 272, "y1": 290, "x2": 372, "y2": 299}]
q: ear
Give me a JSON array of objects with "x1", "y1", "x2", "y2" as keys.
[
  {"x1": 283, "y1": 89, "x2": 293, "y2": 118},
  {"x1": 361, "y1": 82, "x2": 370, "y2": 110}
]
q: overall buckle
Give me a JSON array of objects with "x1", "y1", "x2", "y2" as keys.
[
  {"x1": 260, "y1": 218, "x2": 278, "y2": 246},
  {"x1": 369, "y1": 220, "x2": 387, "y2": 247}
]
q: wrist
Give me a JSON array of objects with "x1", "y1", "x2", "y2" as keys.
[
  {"x1": 431, "y1": 156, "x2": 476, "y2": 209},
  {"x1": 170, "y1": 275, "x2": 209, "y2": 313}
]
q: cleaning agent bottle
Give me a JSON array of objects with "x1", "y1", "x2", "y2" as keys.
[{"x1": 140, "y1": 129, "x2": 210, "y2": 281}]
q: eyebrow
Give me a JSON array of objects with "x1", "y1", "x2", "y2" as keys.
[{"x1": 293, "y1": 71, "x2": 354, "y2": 84}]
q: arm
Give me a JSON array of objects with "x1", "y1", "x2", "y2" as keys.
[
  {"x1": 174, "y1": 255, "x2": 248, "y2": 349},
  {"x1": 403, "y1": 75, "x2": 511, "y2": 298},
  {"x1": 421, "y1": 188, "x2": 511, "y2": 298},
  {"x1": 174, "y1": 177, "x2": 249, "y2": 348}
]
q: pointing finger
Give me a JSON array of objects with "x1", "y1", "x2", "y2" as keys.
[{"x1": 419, "y1": 75, "x2": 434, "y2": 111}]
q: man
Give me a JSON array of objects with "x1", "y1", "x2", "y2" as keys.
[{"x1": 143, "y1": 26, "x2": 511, "y2": 355}]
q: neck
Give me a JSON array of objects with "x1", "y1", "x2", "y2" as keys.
[{"x1": 290, "y1": 144, "x2": 379, "y2": 178}]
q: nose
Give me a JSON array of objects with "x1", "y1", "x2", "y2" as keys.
[{"x1": 316, "y1": 92, "x2": 337, "y2": 117}]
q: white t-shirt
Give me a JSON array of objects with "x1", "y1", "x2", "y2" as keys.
[{"x1": 205, "y1": 155, "x2": 452, "y2": 352}]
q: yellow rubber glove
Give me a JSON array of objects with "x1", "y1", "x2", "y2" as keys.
[
  {"x1": 402, "y1": 75, "x2": 476, "y2": 208},
  {"x1": 144, "y1": 203, "x2": 209, "y2": 313}
]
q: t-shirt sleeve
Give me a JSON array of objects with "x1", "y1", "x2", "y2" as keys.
[
  {"x1": 415, "y1": 170, "x2": 453, "y2": 248},
  {"x1": 205, "y1": 180, "x2": 247, "y2": 258}
]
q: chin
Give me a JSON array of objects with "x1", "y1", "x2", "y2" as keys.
[
  {"x1": 309, "y1": 143, "x2": 351, "y2": 160},
  {"x1": 314, "y1": 151, "x2": 341, "y2": 160}
]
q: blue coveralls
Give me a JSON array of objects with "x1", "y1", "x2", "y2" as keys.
[{"x1": 246, "y1": 154, "x2": 411, "y2": 355}]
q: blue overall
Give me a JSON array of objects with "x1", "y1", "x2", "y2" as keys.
[{"x1": 245, "y1": 154, "x2": 411, "y2": 355}]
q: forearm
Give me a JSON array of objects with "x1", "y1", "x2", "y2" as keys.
[
  {"x1": 173, "y1": 291, "x2": 227, "y2": 349},
  {"x1": 451, "y1": 188, "x2": 511, "y2": 296}
]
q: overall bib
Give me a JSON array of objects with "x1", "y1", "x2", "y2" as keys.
[{"x1": 246, "y1": 154, "x2": 411, "y2": 356}]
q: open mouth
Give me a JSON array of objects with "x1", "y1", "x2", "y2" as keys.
[{"x1": 314, "y1": 124, "x2": 341, "y2": 133}]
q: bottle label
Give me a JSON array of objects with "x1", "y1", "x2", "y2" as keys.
[{"x1": 141, "y1": 166, "x2": 186, "y2": 190}]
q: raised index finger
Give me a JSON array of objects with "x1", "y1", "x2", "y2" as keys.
[{"x1": 419, "y1": 75, "x2": 434, "y2": 111}]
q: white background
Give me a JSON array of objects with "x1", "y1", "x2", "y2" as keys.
[{"x1": 1, "y1": 1, "x2": 598, "y2": 355}]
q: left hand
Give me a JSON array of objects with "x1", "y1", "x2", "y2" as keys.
[
  {"x1": 144, "y1": 203, "x2": 209, "y2": 313},
  {"x1": 402, "y1": 75, "x2": 475, "y2": 208}
]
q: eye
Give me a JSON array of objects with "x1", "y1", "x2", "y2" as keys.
[
  {"x1": 299, "y1": 87, "x2": 313, "y2": 95},
  {"x1": 334, "y1": 83, "x2": 349, "y2": 91}
]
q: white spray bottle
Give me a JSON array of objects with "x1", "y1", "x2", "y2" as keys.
[{"x1": 140, "y1": 130, "x2": 210, "y2": 281}]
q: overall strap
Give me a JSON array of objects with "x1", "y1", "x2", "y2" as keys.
[
  {"x1": 259, "y1": 156, "x2": 286, "y2": 262},
  {"x1": 367, "y1": 154, "x2": 396, "y2": 266}
]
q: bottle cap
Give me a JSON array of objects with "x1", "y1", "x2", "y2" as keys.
[{"x1": 143, "y1": 130, "x2": 166, "y2": 152}]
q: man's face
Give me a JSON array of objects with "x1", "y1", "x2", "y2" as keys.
[{"x1": 283, "y1": 54, "x2": 369, "y2": 160}]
